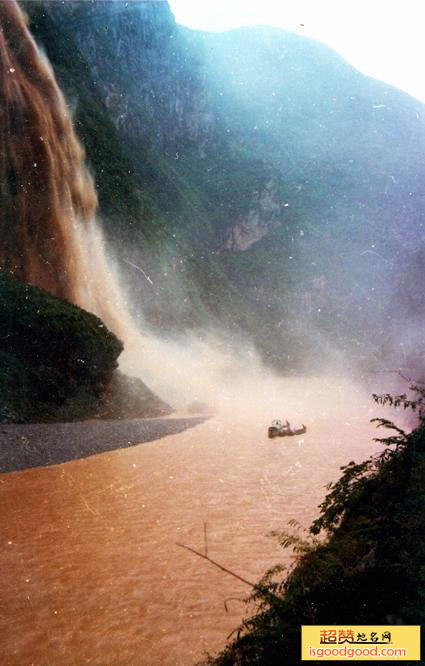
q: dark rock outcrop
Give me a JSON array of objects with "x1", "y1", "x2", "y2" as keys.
[{"x1": 0, "y1": 271, "x2": 170, "y2": 422}]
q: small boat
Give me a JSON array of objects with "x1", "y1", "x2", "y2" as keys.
[{"x1": 268, "y1": 420, "x2": 307, "y2": 438}]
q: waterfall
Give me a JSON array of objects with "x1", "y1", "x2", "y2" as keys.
[{"x1": 0, "y1": 1, "x2": 133, "y2": 339}]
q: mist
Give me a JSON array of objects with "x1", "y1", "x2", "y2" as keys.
[{"x1": 80, "y1": 219, "x2": 383, "y2": 429}]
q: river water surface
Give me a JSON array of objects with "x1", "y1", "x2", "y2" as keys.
[{"x1": 0, "y1": 377, "x2": 386, "y2": 665}]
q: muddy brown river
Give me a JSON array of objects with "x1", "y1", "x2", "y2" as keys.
[{"x1": 0, "y1": 377, "x2": 386, "y2": 665}]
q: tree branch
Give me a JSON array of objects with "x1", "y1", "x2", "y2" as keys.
[{"x1": 176, "y1": 542, "x2": 257, "y2": 588}]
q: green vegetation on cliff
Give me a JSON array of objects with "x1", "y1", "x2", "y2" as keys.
[
  {"x1": 202, "y1": 394, "x2": 425, "y2": 665},
  {"x1": 0, "y1": 271, "x2": 122, "y2": 422}
]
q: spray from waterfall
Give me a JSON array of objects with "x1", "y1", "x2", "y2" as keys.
[
  {"x1": 1, "y1": 1, "x2": 363, "y2": 415},
  {"x1": 0, "y1": 1, "x2": 251, "y2": 411}
]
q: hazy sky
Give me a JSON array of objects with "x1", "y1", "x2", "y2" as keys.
[{"x1": 167, "y1": 0, "x2": 425, "y2": 104}]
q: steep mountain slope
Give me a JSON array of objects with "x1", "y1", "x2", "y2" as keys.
[{"x1": 21, "y1": 0, "x2": 425, "y2": 372}]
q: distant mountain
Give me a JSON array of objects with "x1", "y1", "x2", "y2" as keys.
[{"x1": 21, "y1": 0, "x2": 425, "y2": 372}]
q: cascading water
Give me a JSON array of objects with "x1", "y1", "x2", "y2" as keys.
[
  {"x1": 0, "y1": 1, "x2": 261, "y2": 410},
  {"x1": 0, "y1": 1, "x2": 93, "y2": 300},
  {"x1": 0, "y1": 1, "x2": 134, "y2": 335}
]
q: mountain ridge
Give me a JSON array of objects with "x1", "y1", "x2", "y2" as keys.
[{"x1": 20, "y1": 0, "x2": 425, "y2": 372}]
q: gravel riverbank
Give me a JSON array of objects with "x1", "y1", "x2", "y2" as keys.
[{"x1": 0, "y1": 417, "x2": 207, "y2": 473}]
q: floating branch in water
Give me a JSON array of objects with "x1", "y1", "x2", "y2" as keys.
[{"x1": 176, "y1": 541, "x2": 256, "y2": 589}]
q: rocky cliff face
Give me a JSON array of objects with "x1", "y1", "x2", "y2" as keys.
[
  {"x1": 30, "y1": 1, "x2": 425, "y2": 249},
  {"x1": 26, "y1": 0, "x2": 283, "y2": 242},
  {"x1": 223, "y1": 179, "x2": 283, "y2": 251},
  {"x1": 21, "y1": 0, "x2": 425, "y2": 370},
  {"x1": 40, "y1": 1, "x2": 214, "y2": 155}
]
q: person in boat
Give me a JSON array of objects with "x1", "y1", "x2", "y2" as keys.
[{"x1": 281, "y1": 421, "x2": 306, "y2": 436}]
